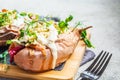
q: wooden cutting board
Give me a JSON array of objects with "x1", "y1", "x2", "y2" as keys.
[{"x1": 0, "y1": 33, "x2": 90, "y2": 80}]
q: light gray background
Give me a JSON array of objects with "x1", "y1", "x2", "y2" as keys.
[{"x1": 0, "y1": 0, "x2": 120, "y2": 80}]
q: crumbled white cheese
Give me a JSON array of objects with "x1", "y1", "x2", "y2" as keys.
[{"x1": 12, "y1": 15, "x2": 24, "y2": 27}]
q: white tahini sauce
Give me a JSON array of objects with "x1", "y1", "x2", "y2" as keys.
[
  {"x1": 37, "y1": 33, "x2": 48, "y2": 45},
  {"x1": 37, "y1": 25, "x2": 58, "y2": 69},
  {"x1": 47, "y1": 25, "x2": 58, "y2": 41},
  {"x1": 47, "y1": 25, "x2": 58, "y2": 69},
  {"x1": 48, "y1": 42, "x2": 58, "y2": 69}
]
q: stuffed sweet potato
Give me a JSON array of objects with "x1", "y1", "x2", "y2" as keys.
[{"x1": 8, "y1": 14, "x2": 93, "y2": 72}]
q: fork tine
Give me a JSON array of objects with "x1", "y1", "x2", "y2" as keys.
[
  {"x1": 97, "y1": 53, "x2": 112, "y2": 76},
  {"x1": 90, "y1": 51, "x2": 107, "y2": 73},
  {"x1": 93, "y1": 52, "x2": 109, "y2": 74},
  {"x1": 85, "y1": 50, "x2": 103, "y2": 71}
]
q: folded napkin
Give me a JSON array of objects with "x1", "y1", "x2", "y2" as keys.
[{"x1": 80, "y1": 50, "x2": 96, "y2": 66}]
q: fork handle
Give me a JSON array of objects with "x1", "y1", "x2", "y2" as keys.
[{"x1": 81, "y1": 77, "x2": 91, "y2": 80}]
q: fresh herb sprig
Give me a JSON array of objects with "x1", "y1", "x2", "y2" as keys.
[
  {"x1": 81, "y1": 30, "x2": 94, "y2": 48},
  {"x1": 58, "y1": 15, "x2": 73, "y2": 33},
  {"x1": 72, "y1": 21, "x2": 83, "y2": 32},
  {"x1": 72, "y1": 21, "x2": 94, "y2": 48}
]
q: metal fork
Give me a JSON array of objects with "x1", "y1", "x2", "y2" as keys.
[{"x1": 76, "y1": 50, "x2": 112, "y2": 80}]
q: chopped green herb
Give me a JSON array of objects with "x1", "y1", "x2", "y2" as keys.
[
  {"x1": 20, "y1": 12, "x2": 27, "y2": 16},
  {"x1": 20, "y1": 29, "x2": 25, "y2": 37},
  {"x1": 12, "y1": 9, "x2": 18, "y2": 13},
  {"x1": 0, "y1": 10, "x2": 17, "y2": 27},
  {"x1": 65, "y1": 15, "x2": 73, "y2": 22},
  {"x1": 0, "y1": 13, "x2": 11, "y2": 26},
  {"x1": 6, "y1": 40, "x2": 13, "y2": 44},
  {"x1": 29, "y1": 20, "x2": 36, "y2": 25},
  {"x1": 57, "y1": 30, "x2": 61, "y2": 34},
  {"x1": 58, "y1": 21, "x2": 68, "y2": 28},
  {"x1": 46, "y1": 21, "x2": 51, "y2": 27}
]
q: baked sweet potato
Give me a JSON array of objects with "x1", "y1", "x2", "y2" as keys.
[
  {"x1": 9, "y1": 29, "x2": 81, "y2": 72},
  {"x1": 7, "y1": 13, "x2": 93, "y2": 72}
]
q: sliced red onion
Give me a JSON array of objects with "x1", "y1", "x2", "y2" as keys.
[{"x1": 8, "y1": 45, "x2": 24, "y2": 63}]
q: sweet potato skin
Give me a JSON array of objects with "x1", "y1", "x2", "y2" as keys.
[
  {"x1": 13, "y1": 29, "x2": 81, "y2": 72},
  {"x1": 0, "y1": 24, "x2": 24, "y2": 46}
]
